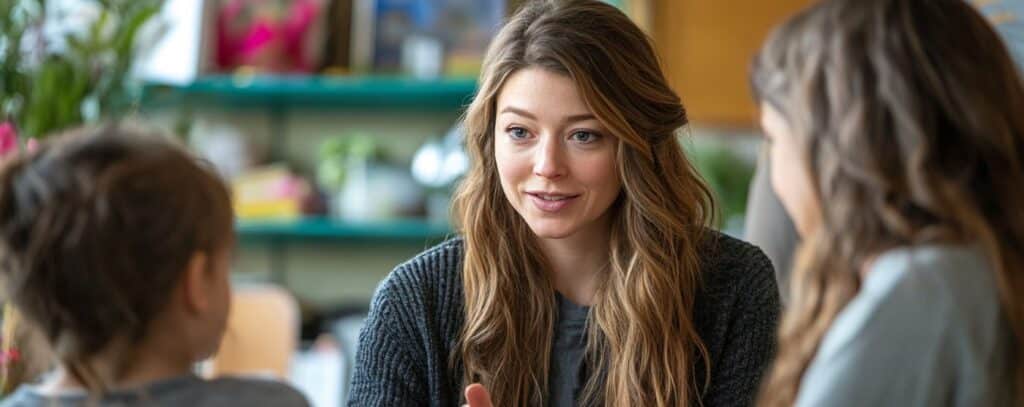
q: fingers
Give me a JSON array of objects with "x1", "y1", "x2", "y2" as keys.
[{"x1": 465, "y1": 383, "x2": 494, "y2": 407}]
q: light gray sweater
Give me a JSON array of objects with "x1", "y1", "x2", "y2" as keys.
[{"x1": 795, "y1": 245, "x2": 1013, "y2": 406}]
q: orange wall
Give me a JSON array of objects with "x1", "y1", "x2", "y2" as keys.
[{"x1": 654, "y1": 0, "x2": 813, "y2": 127}]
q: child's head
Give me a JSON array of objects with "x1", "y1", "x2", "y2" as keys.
[
  {"x1": 752, "y1": 0, "x2": 1024, "y2": 404},
  {"x1": 0, "y1": 125, "x2": 235, "y2": 389}
]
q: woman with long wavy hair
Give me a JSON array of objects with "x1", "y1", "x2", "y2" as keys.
[
  {"x1": 349, "y1": 1, "x2": 779, "y2": 406},
  {"x1": 753, "y1": 0, "x2": 1024, "y2": 405}
]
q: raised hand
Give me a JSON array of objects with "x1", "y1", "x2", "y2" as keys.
[{"x1": 463, "y1": 383, "x2": 494, "y2": 407}]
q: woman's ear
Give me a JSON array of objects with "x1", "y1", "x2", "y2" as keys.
[{"x1": 182, "y1": 252, "x2": 210, "y2": 314}]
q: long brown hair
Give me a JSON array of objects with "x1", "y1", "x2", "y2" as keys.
[
  {"x1": 752, "y1": 0, "x2": 1024, "y2": 404},
  {"x1": 451, "y1": 0, "x2": 716, "y2": 405},
  {"x1": 0, "y1": 124, "x2": 234, "y2": 393}
]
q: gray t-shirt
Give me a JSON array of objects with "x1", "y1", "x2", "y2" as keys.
[
  {"x1": 549, "y1": 292, "x2": 589, "y2": 407},
  {"x1": 0, "y1": 374, "x2": 310, "y2": 407},
  {"x1": 795, "y1": 245, "x2": 1013, "y2": 406}
]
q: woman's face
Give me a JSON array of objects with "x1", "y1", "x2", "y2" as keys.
[
  {"x1": 494, "y1": 67, "x2": 622, "y2": 240},
  {"x1": 760, "y1": 103, "x2": 821, "y2": 237}
]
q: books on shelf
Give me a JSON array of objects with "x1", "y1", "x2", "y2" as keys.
[
  {"x1": 348, "y1": 0, "x2": 505, "y2": 76},
  {"x1": 322, "y1": 0, "x2": 355, "y2": 72},
  {"x1": 141, "y1": 0, "x2": 650, "y2": 81}
]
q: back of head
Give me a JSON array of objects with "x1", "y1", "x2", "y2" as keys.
[
  {"x1": 752, "y1": 0, "x2": 1024, "y2": 404},
  {"x1": 0, "y1": 124, "x2": 234, "y2": 390}
]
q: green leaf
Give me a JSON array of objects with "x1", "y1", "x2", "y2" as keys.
[
  {"x1": 114, "y1": 3, "x2": 160, "y2": 57},
  {"x1": 3, "y1": 0, "x2": 161, "y2": 137},
  {"x1": 65, "y1": 33, "x2": 91, "y2": 56},
  {"x1": 90, "y1": 9, "x2": 111, "y2": 46}
]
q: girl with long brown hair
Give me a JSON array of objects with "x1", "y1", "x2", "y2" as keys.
[
  {"x1": 752, "y1": 0, "x2": 1024, "y2": 405},
  {"x1": 349, "y1": 1, "x2": 780, "y2": 406}
]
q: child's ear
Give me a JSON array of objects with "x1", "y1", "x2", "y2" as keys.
[{"x1": 182, "y1": 252, "x2": 210, "y2": 314}]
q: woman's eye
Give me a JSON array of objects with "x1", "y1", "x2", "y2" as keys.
[
  {"x1": 508, "y1": 127, "x2": 529, "y2": 139},
  {"x1": 571, "y1": 131, "x2": 599, "y2": 144}
]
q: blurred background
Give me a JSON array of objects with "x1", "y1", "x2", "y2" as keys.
[{"x1": 0, "y1": 0, "x2": 810, "y2": 404}]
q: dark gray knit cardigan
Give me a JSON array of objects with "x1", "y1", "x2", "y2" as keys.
[{"x1": 349, "y1": 233, "x2": 779, "y2": 406}]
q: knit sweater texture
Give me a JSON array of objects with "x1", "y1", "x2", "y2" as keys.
[{"x1": 349, "y1": 232, "x2": 779, "y2": 406}]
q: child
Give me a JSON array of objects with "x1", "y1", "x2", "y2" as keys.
[
  {"x1": 752, "y1": 0, "x2": 1024, "y2": 405},
  {"x1": 0, "y1": 125, "x2": 309, "y2": 406}
]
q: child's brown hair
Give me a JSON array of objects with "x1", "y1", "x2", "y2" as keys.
[{"x1": 0, "y1": 124, "x2": 234, "y2": 391}]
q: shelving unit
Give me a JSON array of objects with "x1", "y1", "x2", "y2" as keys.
[
  {"x1": 237, "y1": 217, "x2": 452, "y2": 242},
  {"x1": 145, "y1": 74, "x2": 477, "y2": 156},
  {"x1": 143, "y1": 75, "x2": 479, "y2": 110},
  {"x1": 144, "y1": 75, "x2": 475, "y2": 283},
  {"x1": 235, "y1": 217, "x2": 453, "y2": 284}
]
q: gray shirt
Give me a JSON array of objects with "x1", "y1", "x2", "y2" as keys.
[
  {"x1": 795, "y1": 245, "x2": 1012, "y2": 406},
  {"x1": 549, "y1": 293, "x2": 589, "y2": 407},
  {"x1": 0, "y1": 374, "x2": 310, "y2": 407}
]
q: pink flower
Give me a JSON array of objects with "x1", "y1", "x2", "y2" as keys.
[
  {"x1": 0, "y1": 122, "x2": 17, "y2": 158},
  {"x1": 26, "y1": 138, "x2": 39, "y2": 153}
]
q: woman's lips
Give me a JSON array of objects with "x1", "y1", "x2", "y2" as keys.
[{"x1": 527, "y1": 192, "x2": 580, "y2": 213}]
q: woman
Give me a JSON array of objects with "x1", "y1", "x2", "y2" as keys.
[
  {"x1": 349, "y1": 1, "x2": 779, "y2": 406},
  {"x1": 752, "y1": 0, "x2": 1024, "y2": 405},
  {"x1": 743, "y1": 0, "x2": 1024, "y2": 303}
]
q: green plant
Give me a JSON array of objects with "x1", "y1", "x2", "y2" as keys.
[
  {"x1": 688, "y1": 142, "x2": 756, "y2": 229},
  {"x1": 0, "y1": 0, "x2": 161, "y2": 138},
  {"x1": 316, "y1": 132, "x2": 385, "y2": 192}
]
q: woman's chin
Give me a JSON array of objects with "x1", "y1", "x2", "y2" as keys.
[{"x1": 526, "y1": 221, "x2": 577, "y2": 240}]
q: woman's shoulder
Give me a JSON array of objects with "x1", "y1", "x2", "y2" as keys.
[
  {"x1": 692, "y1": 230, "x2": 780, "y2": 339},
  {"x1": 366, "y1": 236, "x2": 466, "y2": 336},
  {"x1": 373, "y1": 236, "x2": 465, "y2": 304},
  {"x1": 393, "y1": 235, "x2": 465, "y2": 274},
  {"x1": 697, "y1": 229, "x2": 776, "y2": 291},
  {"x1": 860, "y1": 245, "x2": 1000, "y2": 327},
  {"x1": 798, "y1": 245, "x2": 1010, "y2": 405}
]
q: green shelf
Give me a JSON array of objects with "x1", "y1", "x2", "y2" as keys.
[
  {"x1": 143, "y1": 75, "x2": 478, "y2": 110},
  {"x1": 236, "y1": 217, "x2": 453, "y2": 242}
]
